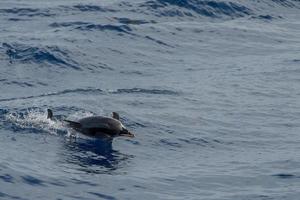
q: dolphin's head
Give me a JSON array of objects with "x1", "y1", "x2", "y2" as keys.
[
  {"x1": 111, "y1": 112, "x2": 134, "y2": 138},
  {"x1": 119, "y1": 127, "x2": 135, "y2": 138}
]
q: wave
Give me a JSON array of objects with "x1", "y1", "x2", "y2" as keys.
[
  {"x1": 0, "y1": 3, "x2": 116, "y2": 19},
  {"x1": 2, "y1": 43, "x2": 79, "y2": 70},
  {"x1": 0, "y1": 7, "x2": 54, "y2": 17},
  {"x1": 121, "y1": 0, "x2": 300, "y2": 20},
  {"x1": 1, "y1": 1, "x2": 299, "y2": 21},
  {"x1": 138, "y1": 0, "x2": 252, "y2": 18},
  {"x1": 0, "y1": 87, "x2": 179, "y2": 102},
  {"x1": 0, "y1": 4, "x2": 115, "y2": 17}
]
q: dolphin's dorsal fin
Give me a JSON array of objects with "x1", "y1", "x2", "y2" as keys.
[
  {"x1": 47, "y1": 109, "x2": 53, "y2": 120},
  {"x1": 112, "y1": 112, "x2": 120, "y2": 120}
]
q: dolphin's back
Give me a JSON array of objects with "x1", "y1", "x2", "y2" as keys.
[{"x1": 78, "y1": 116, "x2": 123, "y2": 133}]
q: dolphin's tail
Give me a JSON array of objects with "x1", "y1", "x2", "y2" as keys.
[
  {"x1": 47, "y1": 109, "x2": 53, "y2": 120},
  {"x1": 64, "y1": 120, "x2": 82, "y2": 129}
]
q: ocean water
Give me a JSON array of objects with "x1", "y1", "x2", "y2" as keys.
[{"x1": 0, "y1": 0, "x2": 300, "y2": 199}]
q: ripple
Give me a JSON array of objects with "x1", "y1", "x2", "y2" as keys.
[
  {"x1": 0, "y1": 174, "x2": 14, "y2": 183},
  {"x1": 21, "y1": 175, "x2": 45, "y2": 186},
  {"x1": 75, "y1": 23, "x2": 133, "y2": 34},
  {"x1": 145, "y1": 35, "x2": 173, "y2": 47},
  {"x1": 114, "y1": 17, "x2": 155, "y2": 25},
  {"x1": 50, "y1": 21, "x2": 133, "y2": 34},
  {"x1": 0, "y1": 192, "x2": 27, "y2": 200},
  {"x1": 49, "y1": 21, "x2": 90, "y2": 28},
  {"x1": 0, "y1": 87, "x2": 178, "y2": 103},
  {"x1": 49, "y1": 21, "x2": 134, "y2": 36},
  {"x1": 0, "y1": 88, "x2": 103, "y2": 102},
  {"x1": 3, "y1": 80, "x2": 34, "y2": 87},
  {"x1": 0, "y1": 109, "x2": 9, "y2": 119},
  {"x1": 178, "y1": 137, "x2": 211, "y2": 147},
  {"x1": 7, "y1": 18, "x2": 30, "y2": 21},
  {"x1": 257, "y1": 15, "x2": 274, "y2": 20},
  {"x1": 62, "y1": 139, "x2": 132, "y2": 175},
  {"x1": 159, "y1": 139, "x2": 182, "y2": 148},
  {"x1": 272, "y1": 173, "x2": 298, "y2": 179},
  {"x1": 113, "y1": 88, "x2": 179, "y2": 95},
  {"x1": 72, "y1": 4, "x2": 116, "y2": 12},
  {"x1": 88, "y1": 192, "x2": 117, "y2": 200},
  {"x1": 270, "y1": 0, "x2": 299, "y2": 8}
]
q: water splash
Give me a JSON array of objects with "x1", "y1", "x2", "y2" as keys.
[{"x1": 5, "y1": 109, "x2": 65, "y2": 135}]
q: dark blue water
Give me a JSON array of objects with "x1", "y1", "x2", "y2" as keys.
[{"x1": 1, "y1": 0, "x2": 300, "y2": 199}]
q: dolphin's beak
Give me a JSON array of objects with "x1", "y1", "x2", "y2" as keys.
[
  {"x1": 128, "y1": 132, "x2": 135, "y2": 138},
  {"x1": 120, "y1": 131, "x2": 135, "y2": 138}
]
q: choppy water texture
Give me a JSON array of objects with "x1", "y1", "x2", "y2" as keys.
[{"x1": 1, "y1": 0, "x2": 300, "y2": 199}]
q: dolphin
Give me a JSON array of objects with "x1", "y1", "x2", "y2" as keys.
[{"x1": 47, "y1": 109, "x2": 134, "y2": 138}]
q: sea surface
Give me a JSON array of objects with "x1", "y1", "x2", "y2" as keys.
[{"x1": 0, "y1": 0, "x2": 300, "y2": 199}]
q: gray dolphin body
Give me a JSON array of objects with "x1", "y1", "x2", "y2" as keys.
[{"x1": 47, "y1": 109, "x2": 134, "y2": 138}]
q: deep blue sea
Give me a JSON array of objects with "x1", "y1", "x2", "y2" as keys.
[{"x1": 1, "y1": 0, "x2": 300, "y2": 199}]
